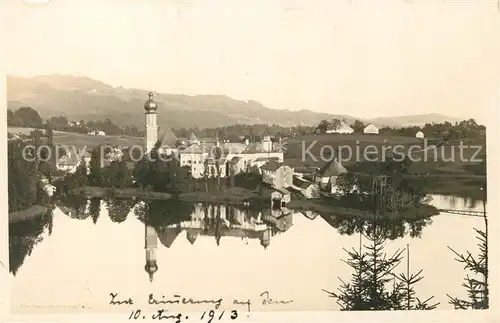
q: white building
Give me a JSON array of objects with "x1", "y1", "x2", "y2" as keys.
[
  {"x1": 314, "y1": 158, "x2": 348, "y2": 193},
  {"x1": 144, "y1": 92, "x2": 159, "y2": 153},
  {"x1": 326, "y1": 121, "x2": 354, "y2": 134},
  {"x1": 363, "y1": 124, "x2": 379, "y2": 135},
  {"x1": 416, "y1": 131, "x2": 425, "y2": 139},
  {"x1": 56, "y1": 152, "x2": 81, "y2": 173}
]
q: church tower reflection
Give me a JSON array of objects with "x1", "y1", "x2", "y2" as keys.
[{"x1": 144, "y1": 223, "x2": 159, "y2": 282}]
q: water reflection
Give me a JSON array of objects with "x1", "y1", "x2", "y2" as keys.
[
  {"x1": 9, "y1": 207, "x2": 54, "y2": 276},
  {"x1": 8, "y1": 193, "x2": 487, "y2": 310},
  {"x1": 134, "y1": 200, "x2": 295, "y2": 282}
]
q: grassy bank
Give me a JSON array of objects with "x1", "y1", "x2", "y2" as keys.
[
  {"x1": 9, "y1": 205, "x2": 49, "y2": 224},
  {"x1": 288, "y1": 198, "x2": 439, "y2": 220}
]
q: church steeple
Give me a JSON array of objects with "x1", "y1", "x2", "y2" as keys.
[{"x1": 144, "y1": 92, "x2": 159, "y2": 153}]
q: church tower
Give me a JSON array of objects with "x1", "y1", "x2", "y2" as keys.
[
  {"x1": 144, "y1": 92, "x2": 158, "y2": 153},
  {"x1": 144, "y1": 223, "x2": 159, "y2": 282}
]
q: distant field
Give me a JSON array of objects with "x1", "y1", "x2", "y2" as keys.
[
  {"x1": 8, "y1": 127, "x2": 68, "y2": 135},
  {"x1": 8, "y1": 126, "x2": 143, "y2": 149},
  {"x1": 284, "y1": 133, "x2": 486, "y2": 174}
]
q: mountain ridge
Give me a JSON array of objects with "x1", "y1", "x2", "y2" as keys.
[{"x1": 7, "y1": 74, "x2": 463, "y2": 129}]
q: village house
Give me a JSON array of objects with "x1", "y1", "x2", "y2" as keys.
[
  {"x1": 56, "y1": 152, "x2": 81, "y2": 173},
  {"x1": 416, "y1": 131, "x2": 425, "y2": 139},
  {"x1": 157, "y1": 127, "x2": 179, "y2": 157},
  {"x1": 325, "y1": 121, "x2": 354, "y2": 134},
  {"x1": 88, "y1": 130, "x2": 106, "y2": 136},
  {"x1": 363, "y1": 123, "x2": 380, "y2": 135},
  {"x1": 292, "y1": 177, "x2": 320, "y2": 199},
  {"x1": 314, "y1": 158, "x2": 348, "y2": 193},
  {"x1": 260, "y1": 160, "x2": 294, "y2": 189}
]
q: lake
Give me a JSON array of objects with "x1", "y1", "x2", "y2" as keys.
[{"x1": 9, "y1": 194, "x2": 487, "y2": 313}]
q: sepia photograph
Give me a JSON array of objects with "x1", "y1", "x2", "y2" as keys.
[{"x1": 2, "y1": 0, "x2": 498, "y2": 321}]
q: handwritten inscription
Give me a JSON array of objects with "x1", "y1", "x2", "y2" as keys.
[
  {"x1": 260, "y1": 291, "x2": 293, "y2": 306},
  {"x1": 110, "y1": 293, "x2": 134, "y2": 306},
  {"x1": 128, "y1": 309, "x2": 237, "y2": 322},
  {"x1": 109, "y1": 290, "x2": 293, "y2": 321}
]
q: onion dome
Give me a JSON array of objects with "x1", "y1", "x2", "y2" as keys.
[
  {"x1": 144, "y1": 261, "x2": 158, "y2": 282},
  {"x1": 144, "y1": 92, "x2": 158, "y2": 112}
]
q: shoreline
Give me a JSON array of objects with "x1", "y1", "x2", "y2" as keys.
[
  {"x1": 68, "y1": 186, "x2": 269, "y2": 206},
  {"x1": 9, "y1": 205, "x2": 49, "y2": 224},
  {"x1": 287, "y1": 199, "x2": 440, "y2": 221}
]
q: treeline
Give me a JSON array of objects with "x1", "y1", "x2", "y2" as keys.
[
  {"x1": 175, "y1": 123, "x2": 316, "y2": 141},
  {"x1": 380, "y1": 118, "x2": 485, "y2": 141},
  {"x1": 8, "y1": 137, "x2": 54, "y2": 213},
  {"x1": 7, "y1": 106, "x2": 142, "y2": 137}
]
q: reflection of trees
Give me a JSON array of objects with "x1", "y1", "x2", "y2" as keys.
[
  {"x1": 89, "y1": 198, "x2": 101, "y2": 224},
  {"x1": 134, "y1": 199, "x2": 195, "y2": 227},
  {"x1": 9, "y1": 207, "x2": 54, "y2": 276},
  {"x1": 57, "y1": 195, "x2": 88, "y2": 216},
  {"x1": 324, "y1": 215, "x2": 432, "y2": 240},
  {"x1": 106, "y1": 198, "x2": 136, "y2": 223}
]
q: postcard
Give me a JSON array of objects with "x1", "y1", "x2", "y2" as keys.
[{"x1": 2, "y1": 0, "x2": 499, "y2": 322}]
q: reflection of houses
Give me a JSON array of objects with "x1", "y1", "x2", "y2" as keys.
[
  {"x1": 262, "y1": 208, "x2": 293, "y2": 232},
  {"x1": 314, "y1": 158, "x2": 348, "y2": 193},
  {"x1": 271, "y1": 188, "x2": 291, "y2": 208},
  {"x1": 150, "y1": 203, "x2": 293, "y2": 250},
  {"x1": 261, "y1": 160, "x2": 294, "y2": 189},
  {"x1": 301, "y1": 210, "x2": 319, "y2": 220}
]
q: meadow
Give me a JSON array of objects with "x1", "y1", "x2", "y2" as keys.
[
  {"x1": 284, "y1": 133, "x2": 486, "y2": 175},
  {"x1": 8, "y1": 126, "x2": 143, "y2": 150}
]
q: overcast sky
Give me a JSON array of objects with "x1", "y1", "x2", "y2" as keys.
[{"x1": 4, "y1": 0, "x2": 499, "y2": 123}]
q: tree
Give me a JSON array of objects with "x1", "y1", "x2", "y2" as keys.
[
  {"x1": 102, "y1": 160, "x2": 132, "y2": 188},
  {"x1": 45, "y1": 123, "x2": 54, "y2": 145},
  {"x1": 13, "y1": 107, "x2": 43, "y2": 128},
  {"x1": 317, "y1": 120, "x2": 329, "y2": 133},
  {"x1": 73, "y1": 159, "x2": 88, "y2": 188},
  {"x1": 331, "y1": 119, "x2": 342, "y2": 131},
  {"x1": 352, "y1": 120, "x2": 365, "y2": 133},
  {"x1": 88, "y1": 147, "x2": 102, "y2": 186},
  {"x1": 8, "y1": 140, "x2": 38, "y2": 212}
]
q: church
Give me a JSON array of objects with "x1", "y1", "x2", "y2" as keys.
[{"x1": 143, "y1": 93, "x2": 285, "y2": 179}]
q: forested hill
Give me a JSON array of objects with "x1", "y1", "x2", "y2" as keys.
[{"x1": 7, "y1": 74, "x2": 461, "y2": 129}]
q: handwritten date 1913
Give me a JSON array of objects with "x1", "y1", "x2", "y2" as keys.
[{"x1": 128, "y1": 309, "x2": 238, "y2": 322}]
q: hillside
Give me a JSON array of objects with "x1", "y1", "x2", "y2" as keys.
[{"x1": 7, "y1": 74, "x2": 462, "y2": 129}]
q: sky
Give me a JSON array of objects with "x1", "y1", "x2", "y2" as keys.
[{"x1": 3, "y1": 0, "x2": 499, "y2": 123}]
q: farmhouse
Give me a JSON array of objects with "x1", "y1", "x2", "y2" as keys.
[
  {"x1": 56, "y1": 152, "x2": 81, "y2": 173},
  {"x1": 314, "y1": 158, "x2": 348, "y2": 193},
  {"x1": 292, "y1": 177, "x2": 320, "y2": 199},
  {"x1": 157, "y1": 127, "x2": 179, "y2": 157},
  {"x1": 363, "y1": 124, "x2": 379, "y2": 134},
  {"x1": 326, "y1": 122, "x2": 354, "y2": 134},
  {"x1": 416, "y1": 131, "x2": 425, "y2": 139},
  {"x1": 261, "y1": 160, "x2": 294, "y2": 189}
]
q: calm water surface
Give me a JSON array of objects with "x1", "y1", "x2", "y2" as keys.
[{"x1": 9, "y1": 194, "x2": 486, "y2": 312}]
